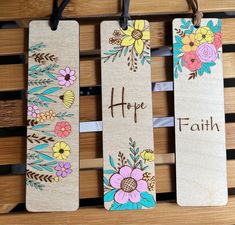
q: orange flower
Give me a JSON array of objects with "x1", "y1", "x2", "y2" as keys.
[{"x1": 182, "y1": 34, "x2": 198, "y2": 53}]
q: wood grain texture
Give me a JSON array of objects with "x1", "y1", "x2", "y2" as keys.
[
  {"x1": 173, "y1": 19, "x2": 227, "y2": 206},
  {"x1": 2, "y1": 196, "x2": 235, "y2": 225},
  {"x1": 0, "y1": 0, "x2": 235, "y2": 20},
  {"x1": 1, "y1": 160, "x2": 235, "y2": 205},
  {"x1": 1, "y1": 19, "x2": 235, "y2": 54},
  {"x1": 26, "y1": 21, "x2": 80, "y2": 212},
  {"x1": 101, "y1": 20, "x2": 155, "y2": 210}
]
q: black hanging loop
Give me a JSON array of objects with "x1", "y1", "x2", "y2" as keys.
[
  {"x1": 49, "y1": 0, "x2": 70, "y2": 31},
  {"x1": 119, "y1": 0, "x2": 130, "y2": 30}
]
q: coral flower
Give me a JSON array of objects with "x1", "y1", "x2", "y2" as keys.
[
  {"x1": 55, "y1": 121, "x2": 71, "y2": 138},
  {"x1": 110, "y1": 166, "x2": 148, "y2": 204},
  {"x1": 57, "y1": 67, "x2": 76, "y2": 87},
  {"x1": 213, "y1": 32, "x2": 222, "y2": 49},
  {"x1": 183, "y1": 51, "x2": 202, "y2": 72},
  {"x1": 182, "y1": 34, "x2": 198, "y2": 52},
  {"x1": 121, "y1": 20, "x2": 150, "y2": 55}
]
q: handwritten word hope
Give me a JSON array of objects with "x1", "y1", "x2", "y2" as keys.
[{"x1": 108, "y1": 87, "x2": 147, "y2": 123}]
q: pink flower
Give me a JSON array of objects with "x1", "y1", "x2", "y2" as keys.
[
  {"x1": 54, "y1": 162, "x2": 72, "y2": 177},
  {"x1": 55, "y1": 121, "x2": 71, "y2": 138},
  {"x1": 57, "y1": 67, "x2": 76, "y2": 87},
  {"x1": 27, "y1": 105, "x2": 40, "y2": 118},
  {"x1": 196, "y1": 43, "x2": 217, "y2": 63},
  {"x1": 110, "y1": 166, "x2": 148, "y2": 204},
  {"x1": 213, "y1": 32, "x2": 222, "y2": 49},
  {"x1": 183, "y1": 51, "x2": 202, "y2": 72}
]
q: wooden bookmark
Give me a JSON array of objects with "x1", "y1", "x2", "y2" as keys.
[
  {"x1": 173, "y1": 18, "x2": 228, "y2": 206},
  {"x1": 101, "y1": 20, "x2": 156, "y2": 211},
  {"x1": 26, "y1": 21, "x2": 79, "y2": 211}
]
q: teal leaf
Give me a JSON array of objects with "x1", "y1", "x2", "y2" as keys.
[
  {"x1": 46, "y1": 72, "x2": 56, "y2": 80},
  {"x1": 104, "y1": 189, "x2": 116, "y2": 202},
  {"x1": 29, "y1": 65, "x2": 40, "y2": 70},
  {"x1": 36, "y1": 94, "x2": 56, "y2": 103},
  {"x1": 31, "y1": 124, "x2": 50, "y2": 130},
  {"x1": 103, "y1": 177, "x2": 109, "y2": 186},
  {"x1": 109, "y1": 155, "x2": 116, "y2": 170},
  {"x1": 31, "y1": 165, "x2": 43, "y2": 171},
  {"x1": 32, "y1": 159, "x2": 43, "y2": 164},
  {"x1": 110, "y1": 201, "x2": 121, "y2": 210},
  {"x1": 28, "y1": 86, "x2": 46, "y2": 94},
  {"x1": 38, "y1": 153, "x2": 54, "y2": 161},
  {"x1": 41, "y1": 87, "x2": 61, "y2": 95},
  {"x1": 47, "y1": 161, "x2": 57, "y2": 165},
  {"x1": 41, "y1": 165, "x2": 53, "y2": 172},
  {"x1": 104, "y1": 169, "x2": 116, "y2": 174},
  {"x1": 139, "y1": 192, "x2": 156, "y2": 208},
  {"x1": 31, "y1": 144, "x2": 49, "y2": 151}
]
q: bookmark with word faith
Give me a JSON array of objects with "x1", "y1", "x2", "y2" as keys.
[
  {"x1": 101, "y1": 20, "x2": 156, "y2": 211},
  {"x1": 173, "y1": 18, "x2": 228, "y2": 206},
  {"x1": 26, "y1": 21, "x2": 79, "y2": 211}
]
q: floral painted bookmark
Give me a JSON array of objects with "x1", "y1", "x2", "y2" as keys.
[
  {"x1": 101, "y1": 20, "x2": 156, "y2": 211},
  {"x1": 173, "y1": 18, "x2": 228, "y2": 206},
  {"x1": 26, "y1": 21, "x2": 79, "y2": 211}
]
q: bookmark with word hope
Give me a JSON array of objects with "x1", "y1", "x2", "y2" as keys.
[
  {"x1": 26, "y1": 21, "x2": 79, "y2": 212},
  {"x1": 101, "y1": 20, "x2": 156, "y2": 211},
  {"x1": 173, "y1": 18, "x2": 228, "y2": 206}
]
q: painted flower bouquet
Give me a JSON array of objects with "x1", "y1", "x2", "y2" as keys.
[
  {"x1": 102, "y1": 20, "x2": 151, "y2": 72},
  {"x1": 174, "y1": 19, "x2": 222, "y2": 80},
  {"x1": 104, "y1": 138, "x2": 155, "y2": 210}
]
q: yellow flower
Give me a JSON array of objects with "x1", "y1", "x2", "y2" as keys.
[
  {"x1": 140, "y1": 149, "x2": 155, "y2": 162},
  {"x1": 59, "y1": 90, "x2": 75, "y2": 108},
  {"x1": 53, "y1": 141, "x2": 71, "y2": 160},
  {"x1": 195, "y1": 26, "x2": 214, "y2": 45},
  {"x1": 182, "y1": 34, "x2": 199, "y2": 52},
  {"x1": 36, "y1": 112, "x2": 46, "y2": 123},
  {"x1": 45, "y1": 110, "x2": 56, "y2": 120},
  {"x1": 121, "y1": 20, "x2": 150, "y2": 55}
]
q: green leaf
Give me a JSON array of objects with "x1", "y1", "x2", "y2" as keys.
[
  {"x1": 31, "y1": 144, "x2": 49, "y2": 151},
  {"x1": 28, "y1": 86, "x2": 46, "y2": 94},
  {"x1": 41, "y1": 87, "x2": 61, "y2": 95}
]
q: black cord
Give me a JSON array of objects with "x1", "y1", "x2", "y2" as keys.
[
  {"x1": 49, "y1": 0, "x2": 70, "y2": 30},
  {"x1": 119, "y1": 0, "x2": 130, "y2": 30}
]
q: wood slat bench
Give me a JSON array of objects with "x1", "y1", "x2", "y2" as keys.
[{"x1": 0, "y1": 0, "x2": 235, "y2": 224}]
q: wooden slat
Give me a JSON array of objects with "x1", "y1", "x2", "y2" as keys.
[
  {"x1": 0, "y1": 52, "x2": 235, "y2": 90},
  {"x1": 1, "y1": 197, "x2": 235, "y2": 225},
  {"x1": 1, "y1": 19, "x2": 235, "y2": 54},
  {"x1": 0, "y1": 160, "x2": 235, "y2": 204},
  {"x1": 0, "y1": 87, "x2": 234, "y2": 127},
  {"x1": 0, "y1": 123, "x2": 234, "y2": 166},
  {"x1": 0, "y1": 0, "x2": 235, "y2": 20}
]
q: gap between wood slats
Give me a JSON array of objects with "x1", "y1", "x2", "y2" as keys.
[
  {"x1": 1, "y1": 196, "x2": 235, "y2": 225},
  {"x1": 0, "y1": 52, "x2": 235, "y2": 89},
  {"x1": 0, "y1": 160, "x2": 234, "y2": 203},
  {"x1": 0, "y1": 18, "x2": 235, "y2": 54},
  {"x1": 0, "y1": 122, "x2": 234, "y2": 165},
  {"x1": 0, "y1": 0, "x2": 235, "y2": 20}
]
